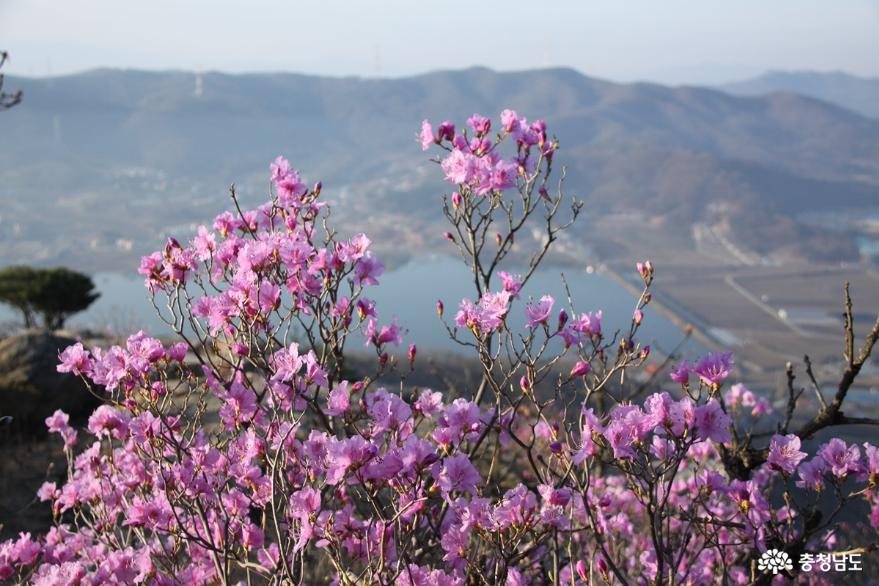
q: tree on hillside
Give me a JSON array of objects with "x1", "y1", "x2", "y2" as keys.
[
  {"x1": 0, "y1": 266, "x2": 41, "y2": 327},
  {"x1": 0, "y1": 266, "x2": 99, "y2": 329},
  {"x1": 0, "y1": 51, "x2": 22, "y2": 110}
]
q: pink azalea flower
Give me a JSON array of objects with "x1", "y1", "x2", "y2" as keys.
[
  {"x1": 87, "y1": 405, "x2": 131, "y2": 441},
  {"x1": 433, "y1": 454, "x2": 481, "y2": 496},
  {"x1": 192, "y1": 225, "x2": 216, "y2": 260},
  {"x1": 354, "y1": 253, "x2": 384, "y2": 286},
  {"x1": 498, "y1": 271, "x2": 523, "y2": 299},
  {"x1": 693, "y1": 399, "x2": 732, "y2": 444},
  {"x1": 693, "y1": 352, "x2": 734, "y2": 386},
  {"x1": 489, "y1": 159, "x2": 518, "y2": 192},
  {"x1": 767, "y1": 434, "x2": 807, "y2": 475},
  {"x1": 500, "y1": 109, "x2": 521, "y2": 133},
  {"x1": 218, "y1": 383, "x2": 258, "y2": 429},
  {"x1": 441, "y1": 149, "x2": 477, "y2": 185},
  {"x1": 419, "y1": 119, "x2": 435, "y2": 150},
  {"x1": 414, "y1": 389, "x2": 443, "y2": 418},
  {"x1": 57, "y1": 343, "x2": 93, "y2": 376},
  {"x1": 326, "y1": 383, "x2": 350, "y2": 417},
  {"x1": 796, "y1": 456, "x2": 827, "y2": 491},
  {"x1": 45, "y1": 410, "x2": 77, "y2": 448},
  {"x1": 571, "y1": 310, "x2": 602, "y2": 337},
  {"x1": 525, "y1": 295, "x2": 554, "y2": 328},
  {"x1": 819, "y1": 438, "x2": 862, "y2": 478},
  {"x1": 466, "y1": 113, "x2": 491, "y2": 135}
]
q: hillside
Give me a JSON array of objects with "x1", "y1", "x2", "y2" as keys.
[
  {"x1": 721, "y1": 70, "x2": 879, "y2": 119},
  {"x1": 1, "y1": 67, "x2": 878, "y2": 271}
]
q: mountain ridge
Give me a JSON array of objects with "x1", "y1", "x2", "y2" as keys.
[
  {"x1": 1, "y1": 66, "x2": 877, "y2": 271},
  {"x1": 720, "y1": 70, "x2": 879, "y2": 119}
]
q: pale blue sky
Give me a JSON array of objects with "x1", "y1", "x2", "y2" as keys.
[{"x1": 1, "y1": 0, "x2": 877, "y2": 83}]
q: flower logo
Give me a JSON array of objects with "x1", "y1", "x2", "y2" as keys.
[{"x1": 758, "y1": 549, "x2": 793, "y2": 574}]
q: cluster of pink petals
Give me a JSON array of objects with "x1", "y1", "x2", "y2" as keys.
[{"x1": 422, "y1": 110, "x2": 554, "y2": 197}]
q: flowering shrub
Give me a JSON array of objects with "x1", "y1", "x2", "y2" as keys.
[{"x1": 2, "y1": 111, "x2": 878, "y2": 585}]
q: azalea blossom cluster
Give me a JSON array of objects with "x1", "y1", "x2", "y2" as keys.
[{"x1": 2, "y1": 111, "x2": 878, "y2": 585}]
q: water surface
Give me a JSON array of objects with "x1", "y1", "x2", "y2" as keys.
[{"x1": 1, "y1": 256, "x2": 705, "y2": 357}]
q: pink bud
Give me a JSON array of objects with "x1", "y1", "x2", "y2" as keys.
[
  {"x1": 436, "y1": 300, "x2": 444, "y2": 318},
  {"x1": 539, "y1": 185, "x2": 549, "y2": 200},
  {"x1": 558, "y1": 308, "x2": 568, "y2": 329},
  {"x1": 633, "y1": 309, "x2": 643, "y2": 325},
  {"x1": 570, "y1": 361, "x2": 591, "y2": 378},
  {"x1": 641, "y1": 345, "x2": 651, "y2": 360},
  {"x1": 451, "y1": 192, "x2": 462, "y2": 209},
  {"x1": 495, "y1": 233, "x2": 503, "y2": 246},
  {"x1": 151, "y1": 381, "x2": 166, "y2": 398},
  {"x1": 313, "y1": 181, "x2": 322, "y2": 195},
  {"x1": 443, "y1": 232, "x2": 455, "y2": 242},
  {"x1": 232, "y1": 342, "x2": 248, "y2": 356},
  {"x1": 519, "y1": 375, "x2": 531, "y2": 392},
  {"x1": 437, "y1": 121, "x2": 455, "y2": 142},
  {"x1": 576, "y1": 560, "x2": 588, "y2": 581},
  {"x1": 379, "y1": 353, "x2": 388, "y2": 368},
  {"x1": 408, "y1": 344, "x2": 417, "y2": 364}
]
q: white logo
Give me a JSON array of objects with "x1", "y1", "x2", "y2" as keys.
[{"x1": 758, "y1": 549, "x2": 793, "y2": 575}]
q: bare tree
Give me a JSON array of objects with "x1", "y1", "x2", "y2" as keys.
[{"x1": 0, "y1": 51, "x2": 22, "y2": 110}]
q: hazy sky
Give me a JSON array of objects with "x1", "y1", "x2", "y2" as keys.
[{"x1": 2, "y1": 0, "x2": 877, "y2": 84}]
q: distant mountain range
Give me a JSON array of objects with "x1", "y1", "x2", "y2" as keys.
[
  {"x1": 721, "y1": 71, "x2": 879, "y2": 119},
  {"x1": 0, "y1": 67, "x2": 877, "y2": 272}
]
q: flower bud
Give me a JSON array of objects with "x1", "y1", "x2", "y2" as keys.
[
  {"x1": 437, "y1": 121, "x2": 455, "y2": 142},
  {"x1": 519, "y1": 375, "x2": 531, "y2": 393},
  {"x1": 557, "y1": 308, "x2": 568, "y2": 329},
  {"x1": 443, "y1": 231, "x2": 455, "y2": 243},
  {"x1": 576, "y1": 560, "x2": 588, "y2": 582},
  {"x1": 596, "y1": 557, "x2": 609, "y2": 580},
  {"x1": 633, "y1": 309, "x2": 643, "y2": 325},
  {"x1": 641, "y1": 346, "x2": 650, "y2": 360},
  {"x1": 570, "y1": 361, "x2": 591, "y2": 378},
  {"x1": 451, "y1": 191, "x2": 462, "y2": 210},
  {"x1": 436, "y1": 300, "x2": 444, "y2": 318},
  {"x1": 408, "y1": 344, "x2": 417, "y2": 364}
]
